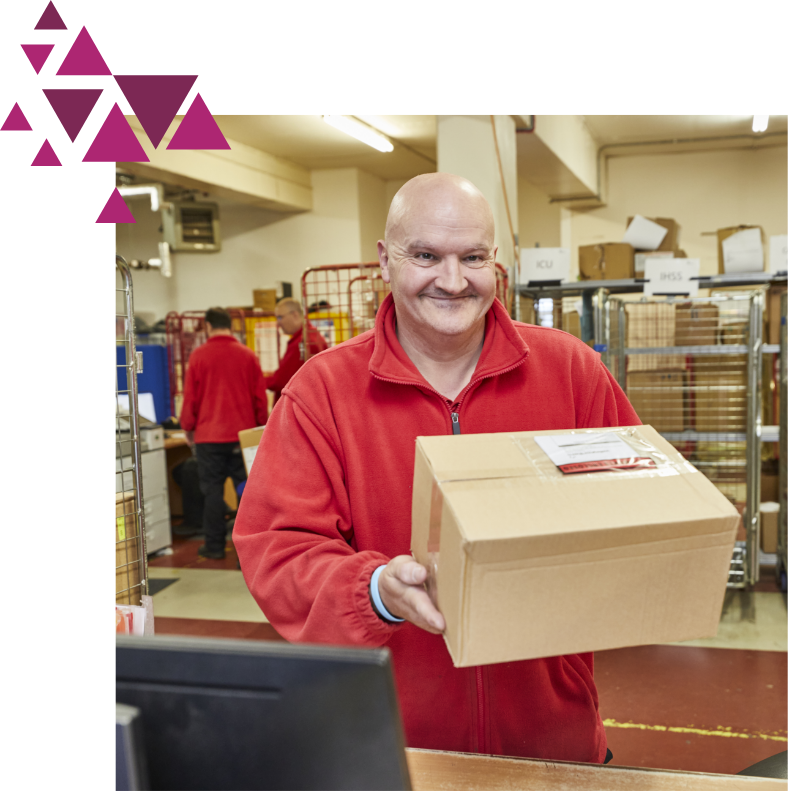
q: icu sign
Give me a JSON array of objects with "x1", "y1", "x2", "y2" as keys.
[
  {"x1": 644, "y1": 258, "x2": 700, "y2": 297},
  {"x1": 521, "y1": 248, "x2": 570, "y2": 283}
]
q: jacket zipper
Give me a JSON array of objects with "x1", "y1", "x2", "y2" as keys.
[
  {"x1": 476, "y1": 666, "x2": 486, "y2": 753},
  {"x1": 451, "y1": 412, "x2": 461, "y2": 434}
]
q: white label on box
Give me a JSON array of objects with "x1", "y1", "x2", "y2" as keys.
[
  {"x1": 769, "y1": 234, "x2": 787, "y2": 273},
  {"x1": 243, "y1": 445, "x2": 258, "y2": 473},
  {"x1": 644, "y1": 258, "x2": 700, "y2": 297},
  {"x1": 534, "y1": 433, "x2": 656, "y2": 474},
  {"x1": 521, "y1": 248, "x2": 570, "y2": 283},
  {"x1": 623, "y1": 215, "x2": 668, "y2": 251},
  {"x1": 635, "y1": 251, "x2": 673, "y2": 276},
  {"x1": 722, "y1": 228, "x2": 764, "y2": 273}
]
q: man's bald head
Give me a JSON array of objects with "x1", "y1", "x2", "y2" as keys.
[{"x1": 385, "y1": 173, "x2": 495, "y2": 244}]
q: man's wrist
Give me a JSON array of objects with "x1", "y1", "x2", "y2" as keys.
[{"x1": 369, "y1": 565, "x2": 405, "y2": 624}]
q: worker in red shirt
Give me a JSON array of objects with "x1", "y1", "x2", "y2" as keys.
[
  {"x1": 265, "y1": 298, "x2": 328, "y2": 404},
  {"x1": 179, "y1": 307, "x2": 268, "y2": 560},
  {"x1": 234, "y1": 174, "x2": 639, "y2": 761}
]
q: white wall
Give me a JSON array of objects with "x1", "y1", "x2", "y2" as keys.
[
  {"x1": 117, "y1": 168, "x2": 381, "y2": 318},
  {"x1": 568, "y1": 145, "x2": 788, "y2": 277},
  {"x1": 517, "y1": 175, "x2": 562, "y2": 249}
]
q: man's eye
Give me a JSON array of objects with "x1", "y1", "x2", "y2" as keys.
[{"x1": 416, "y1": 253, "x2": 434, "y2": 261}]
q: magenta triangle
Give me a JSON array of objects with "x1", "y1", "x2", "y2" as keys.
[
  {"x1": 114, "y1": 75, "x2": 197, "y2": 148},
  {"x1": 32, "y1": 139, "x2": 61, "y2": 166},
  {"x1": 97, "y1": 188, "x2": 136, "y2": 223},
  {"x1": 22, "y1": 44, "x2": 55, "y2": 74},
  {"x1": 167, "y1": 94, "x2": 231, "y2": 150},
  {"x1": 35, "y1": 2, "x2": 67, "y2": 30},
  {"x1": 56, "y1": 26, "x2": 111, "y2": 76},
  {"x1": 1, "y1": 103, "x2": 32, "y2": 131},
  {"x1": 43, "y1": 88, "x2": 102, "y2": 142},
  {"x1": 83, "y1": 104, "x2": 149, "y2": 162}
]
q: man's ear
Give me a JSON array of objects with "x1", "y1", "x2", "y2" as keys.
[{"x1": 378, "y1": 240, "x2": 391, "y2": 284}]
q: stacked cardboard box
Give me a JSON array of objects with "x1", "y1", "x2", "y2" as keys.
[
  {"x1": 717, "y1": 225, "x2": 766, "y2": 274},
  {"x1": 579, "y1": 243, "x2": 634, "y2": 280},
  {"x1": 693, "y1": 354, "x2": 747, "y2": 433},
  {"x1": 253, "y1": 289, "x2": 278, "y2": 312},
  {"x1": 675, "y1": 303, "x2": 720, "y2": 346},
  {"x1": 116, "y1": 491, "x2": 141, "y2": 606},
  {"x1": 625, "y1": 302, "x2": 685, "y2": 372},
  {"x1": 626, "y1": 370, "x2": 686, "y2": 432}
]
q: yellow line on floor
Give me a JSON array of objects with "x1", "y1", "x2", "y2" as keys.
[{"x1": 603, "y1": 719, "x2": 787, "y2": 742}]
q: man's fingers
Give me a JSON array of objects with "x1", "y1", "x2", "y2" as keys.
[{"x1": 394, "y1": 560, "x2": 427, "y2": 586}]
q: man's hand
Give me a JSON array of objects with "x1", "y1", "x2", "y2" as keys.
[
  {"x1": 378, "y1": 556, "x2": 445, "y2": 634},
  {"x1": 185, "y1": 430, "x2": 195, "y2": 449}
]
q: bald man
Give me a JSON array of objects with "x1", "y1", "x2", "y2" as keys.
[
  {"x1": 265, "y1": 297, "x2": 328, "y2": 404},
  {"x1": 235, "y1": 173, "x2": 639, "y2": 762}
]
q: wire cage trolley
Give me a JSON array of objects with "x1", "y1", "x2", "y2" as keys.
[
  {"x1": 165, "y1": 308, "x2": 282, "y2": 419},
  {"x1": 116, "y1": 255, "x2": 148, "y2": 607},
  {"x1": 300, "y1": 262, "x2": 510, "y2": 355},
  {"x1": 778, "y1": 291, "x2": 787, "y2": 592}
]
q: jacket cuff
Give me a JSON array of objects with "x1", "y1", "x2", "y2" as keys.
[{"x1": 353, "y1": 558, "x2": 403, "y2": 640}]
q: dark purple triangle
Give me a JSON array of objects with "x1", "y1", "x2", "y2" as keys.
[
  {"x1": 43, "y1": 88, "x2": 102, "y2": 142},
  {"x1": 56, "y1": 27, "x2": 111, "y2": 76},
  {"x1": 97, "y1": 189, "x2": 136, "y2": 223},
  {"x1": 114, "y1": 75, "x2": 197, "y2": 148},
  {"x1": 83, "y1": 104, "x2": 149, "y2": 162},
  {"x1": 2, "y1": 103, "x2": 32, "y2": 131},
  {"x1": 32, "y1": 139, "x2": 61, "y2": 166},
  {"x1": 167, "y1": 94, "x2": 230, "y2": 150},
  {"x1": 34, "y1": 2, "x2": 67, "y2": 30},
  {"x1": 22, "y1": 44, "x2": 55, "y2": 74}
]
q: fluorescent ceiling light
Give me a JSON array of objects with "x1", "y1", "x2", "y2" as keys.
[
  {"x1": 752, "y1": 115, "x2": 769, "y2": 133},
  {"x1": 323, "y1": 116, "x2": 394, "y2": 153}
]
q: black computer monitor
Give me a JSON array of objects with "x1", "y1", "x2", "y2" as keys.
[{"x1": 116, "y1": 635, "x2": 411, "y2": 791}]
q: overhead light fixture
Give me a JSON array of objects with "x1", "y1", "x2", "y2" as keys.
[
  {"x1": 323, "y1": 116, "x2": 394, "y2": 153},
  {"x1": 752, "y1": 115, "x2": 769, "y2": 133}
]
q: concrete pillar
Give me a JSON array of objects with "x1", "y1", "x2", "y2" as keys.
[{"x1": 436, "y1": 115, "x2": 518, "y2": 271}]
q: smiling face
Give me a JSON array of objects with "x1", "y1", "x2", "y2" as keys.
[{"x1": 378, "y1": 174, "x2": 497, "y2": 340}]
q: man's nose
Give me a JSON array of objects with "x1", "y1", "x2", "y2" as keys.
[{"x1": 433, "y1": 256, "x2": 467, "y2": 294}]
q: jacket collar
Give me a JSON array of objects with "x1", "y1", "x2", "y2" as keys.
[{"x1": 369, "y1": 292, "x2": 529, "y2": 386}]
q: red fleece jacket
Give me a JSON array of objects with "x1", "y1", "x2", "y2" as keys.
[
  {"x1": 265, "y1": 324, "x2": 328, "y2": 403},
  {"x1": 179, "y1": 335, "x2": 268, "y2": 443},
  {"x1": 234, "y1": 294, "x2": 640, "y2": 761}
]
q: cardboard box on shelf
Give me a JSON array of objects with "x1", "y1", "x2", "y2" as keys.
[
  {"x1": 253, "y1": 289, "x2": 278, "y2": 312},
  {"x1": 720, "y1": 322, "x2": 748, "y2": 345},
  {"x1": 625, "y1": 302, "x2": 685, "y2": 372},
  {"x1": 579, "y1": 243, "x2": 634, "y2": 281},
  {"x1": 561, "y1": 311, "x2": 581, "y2": 339},
  {"x1": 626, "y1": 371, "x2": 686, "y2": 432},
  {"x1": 116, "y1": 491, "x2": 141, "y2": 606},
  {"x1": 239, "y1": 425, "x2": 266, "y2": 476},
  {"x1": 411, "y1": 425, "x2": 739, "y2": 667},
  {"x1": 766, "y1": 283, "x2": 786, "y2": 345},
  {"x1": 716, "y1": 226, "x2": 766, "y2": 274},
  {"x1": 674, "y1": 303, "x2": 720, "y2": 347},
  {"x1": 759, "y1": 503, "x2": 779, "y2": 553},
  {"x1": 634, "y1": 251, "x2": 673, "y2": 279},
  {"x1": 626, "y1": 217, "x2": 679, "y2": 252},
  {"x1": 693, "y1": 354, "x2": 747, "y2": 432}
]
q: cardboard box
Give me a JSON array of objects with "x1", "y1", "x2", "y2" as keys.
[
  {"x1": 239, "y1": 425, "x2": 266, "y2": 475},
  {"x1": 693, "y1": 354, "x2": 747, "y2": 432},
  {"x1": 116, "y1": 492, "x2": 141, "y2": 606},
  {"x1": 625, "y1": 302, "x2": 685, "y2": 372},
  {"x1": 579, "y1": 243, "x2": 634, "y2": 281},
  {"x1": 626, "y1": 217, "x2": 679, "y2": 252},
  {"x1": 675, "y1": 303, "x2": 719, "y2": 347},
  {"x1": 716, "y1": 226, "x2": 765, "y2": 274},
  {"x1": 561, "y1": 311, "x2": 581, "y2": 339},
  {"x1": 411, "y1": 426, "x2": 739, "y2": 667},
  {"x1": 759, "y1": 503, "x2": 779, "y2": 553},
  {"x1": 766, "y1": 283, "x2": 786, "y2": 345},
  {"x1": 626, "y1": 371, "x2": 686, "y2": 432},
  {"x1": 253, "y1": 289, "x2": 278, "y2": 312}
]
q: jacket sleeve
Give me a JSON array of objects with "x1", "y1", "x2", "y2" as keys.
[
  {"x1": 178, "y1": 356, "x2": 199, "y2": 432},
  {"x1": 265, "y1": 341, "x2": 301, "y2": 395},
  {"x1": 580, "y1": 355, "x2": 641, "y2": 429},
  {"x1": 250, "y1": 356, "x2": 269, "y2": 426},
  {"x1": 233, "y1": 386, "x2": 400, "y2": 647}
]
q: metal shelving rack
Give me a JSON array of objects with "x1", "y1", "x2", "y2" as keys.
[
  {"x1": 517, "y1": 273, "x2": 786, "y2": 589},
  {"x1": 778, "y1": 291, "x2": 787, "y2": 591}
]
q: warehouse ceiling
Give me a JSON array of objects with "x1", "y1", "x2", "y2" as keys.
[
  {"x1": 584, "y1": 115, "x2": 787, "y2": 145},
  {"x1": 213, "y1": 115, "x2": 437, "y2": 181}
]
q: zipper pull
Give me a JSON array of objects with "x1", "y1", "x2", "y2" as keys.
[{"x1": 451, "y1": 412, "x2": 461, "y2": 435}]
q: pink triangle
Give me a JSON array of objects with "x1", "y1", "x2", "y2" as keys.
[
  {"x1": 43, "y1": 88, "x2": 102, "y2": 142},
  {"x1": 83, "y1": 104, "x2": 149, "y2": 162},
  {"x1": 167, "y1": 94, "x2": 230, "y2": 150},
  {"x1": 22, "y1": 44, "x2": 55, "y2": 74},
  {"x1": 32, "y1": 139, "x2": 61, "y2": 166},
  {"x1": 97, "y1": 189, "x2": 136, "y2": 223},
  {"x1": 35, "y1": 2, "x2": 67, "y2": 30},
  {"x1": 56, "y1": 26, "x2": 111, "y2": 76},
  {"x1": 1, "y1": 103, "x2": 32, "y2": 131}
]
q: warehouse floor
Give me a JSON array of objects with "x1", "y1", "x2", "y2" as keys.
[{"x1": 148, "y1": 533, "x2": 788, "y2": 776}]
